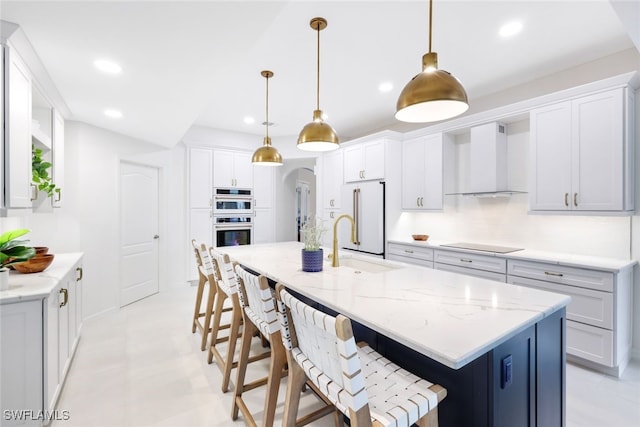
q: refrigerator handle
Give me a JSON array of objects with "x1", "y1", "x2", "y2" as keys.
[{"x1": 354, "y1": 188, "x2": 361, "y2": 245}]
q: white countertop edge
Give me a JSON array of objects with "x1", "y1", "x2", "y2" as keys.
[
  {"x1": 387, "y1": 239, "x2": 636, "y2": 272},
  {"x1": 0, "y1": 253, "x2": 84, "y2": 304}
]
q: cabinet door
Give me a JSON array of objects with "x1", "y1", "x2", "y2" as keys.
[
  {"x1": 529, "y1": 102, "x2": 572, "y2": 210},
  {"x1": 253, "y1": 208, "x2": 275, "y2": 244},
  {"x1": 189, "y1": 148, "x2": 213, "y2": 208},
  {"x1": 572, "y1": 89, "x2": 624, "y2": 211},
  {"x1": 233, "y1": 152, "x2": 253, "y2": 188},
  {"x1": 75, "y1": 264, "x2": 83, "y2": 338},
  {"x1": 323, "y1": 150, "x2": 343, "y2": 208},
  {"x1": 51, "y1": 110, "x2": 65, "y2": 207},
  {"x1": 253, "y1": 164, "x2": 274, "y2": 209},
  {"x1": 4, "y1": 46, "x2": 33, "y2": 208},
  {"x1": 343, "y1": 145, "x2": 363, "y2": 182},
  {"x1": 362, "y1": 140, "x2": 385, "y2": 180},
  {"x1": 189, "y1": 209, "x2": 213, "y2": 281},
  {"x1": 58, "y1": 286, "x2": 70, "y2": 380},
  {"x1": 212, "y1": 150, "x2": 234, "y2": 188},
  {"x1": 401, "y1": 136, "x2": 426, "y2": 209},
  {"x1": 45, "y1": 290, "x2": 60, "y2": 413},
  {"x1": 1, "y1": 300, "x2": 43, "y2": 423}
]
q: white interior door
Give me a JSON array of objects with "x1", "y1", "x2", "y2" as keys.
[{"x1": 120, "y1": 162, "x2": 159, "y2": 307}]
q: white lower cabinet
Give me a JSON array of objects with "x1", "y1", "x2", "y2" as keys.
[
  {"x1": 253, "y1": 209, "x2": 275, "y2": 244},
  {"x1": 0, "y1": 300, "x2": 43, "y2": 426},
  {"x1": 434, "y1": 249, "x2": 506, "y2": 282},
  {"x1": 387, "y1": 242, "x2": 434, "y2": 268},
  {"x1": 507, "y1": 259, "x2": 632, "y2": 373},
  {"x1": 0, "y1": 255, "x2": 83, "y2": 426}
]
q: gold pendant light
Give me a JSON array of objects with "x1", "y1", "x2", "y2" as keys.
[
  {"x1": 252, "y1": 70, "x2": 283, "y2": 166},
  {"x1": 396, "y1": 0, "x2": 468, "y2": 123},
  {"x1": 297, "y1": 17, "x2": 339, "y2": 152}
]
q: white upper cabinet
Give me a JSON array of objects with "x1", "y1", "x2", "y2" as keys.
[
  {"x1": 344, "y1": 139, "x2": 385, "y2": 182},
  {"x1": 213, "y1": 149, "x2": 253, "y2": 188},
  {"x1": 402, "y1": 133, "x2": 451, "y2": 210},
  {"x1": 3, "y1": 43, "x2": 33, "y2": 209},
  {"x1": 51, "y1": 110, "x2": 65, "y2": 207},
  {"x1": 189, "y1": 147, "x2": 213, "y2": 209},
  {"x1": 253, "y1": 164, "x2": 275, "y2": 209},
  {"x1": 530, "y1": 87, "x2": 633, "y2": 212},
  {"x1": 322, "y1": 150, "x2": 343, "y2": 209}
]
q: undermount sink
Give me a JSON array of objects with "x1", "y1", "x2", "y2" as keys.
[{"x1": 337, "y1": 257, "x2": 400, "y2": 274}]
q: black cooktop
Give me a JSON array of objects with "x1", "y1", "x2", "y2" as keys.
[{"x1": 440, "y1": 242, "x2": 524, "y2": 254}]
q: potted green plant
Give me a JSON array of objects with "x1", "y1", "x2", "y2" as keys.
[
  {"x1": 32, "y1": 144, "x2": 61, "y2": 199},
  {"x1": 0, "y1": 229, "x2": 36, "y2": 291},
  {"x1": 300, "y1": 218, "x2": 327, "y2": 272}
]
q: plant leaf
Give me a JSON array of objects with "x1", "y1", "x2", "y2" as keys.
[{"x1": 0, "y1": 229, "x2": 31, "y2": 247}]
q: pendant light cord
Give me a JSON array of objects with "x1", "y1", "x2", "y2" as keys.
[
  {"x1": 265, "y1": 73, "x2": 269, "y2": 139},
  {"x1": 428, "y1": 0, "x2": 433, "y2": 53},
  {"x1": 316, "y1": 22, "x2": 320, "y2": 111}
]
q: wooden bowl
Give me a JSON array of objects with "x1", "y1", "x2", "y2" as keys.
[
  {"x1": 34, "y1": 246, "x2": 49, "y2": 255},
  {"x1": 412, "y1": 234, "x2": 429, "y2": 241},
  {"x1": 13, "y1": 254, "x2": 55, "y2": 274}
]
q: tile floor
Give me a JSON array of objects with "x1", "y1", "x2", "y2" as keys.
[{"x1": 53, "y1": 286, "x2": 640, "y2": 427}]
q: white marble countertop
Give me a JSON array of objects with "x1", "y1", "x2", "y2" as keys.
[
  {"x1": 388, "y1": 238, "x2": 636, "y2": 272},
  {"x1": 0, "y1": 253, "x2": 84, "y2": 304},
  {"x1": 223, "y1": 242, "x2": 570, "y2": 369}
]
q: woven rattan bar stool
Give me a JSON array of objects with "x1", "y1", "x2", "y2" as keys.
[
  {"x1": 208, "y1": 250, "x2": 269, "y2": 393},
  {"x1": 232, "y1": 265, "x2": 338, "y2": 427},
  {"x1": 190, "y1": 241, "x2": 232, "y2": 351},
  {"x1": 275, "y1": 283, "x2": 447, "y2": 427}
]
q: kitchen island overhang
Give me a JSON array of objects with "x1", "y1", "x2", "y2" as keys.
[{"x1": 223, "y1": 241, "x2": 571, "y2": 427}]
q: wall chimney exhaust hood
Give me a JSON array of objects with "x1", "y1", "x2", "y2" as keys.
[{"x1": 450, "y1": 121, "x2": 526, "y2": 197}]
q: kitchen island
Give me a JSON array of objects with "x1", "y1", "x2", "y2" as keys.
[{"x1": 224, "y1": 242, "x2": 571, "y2": 427}]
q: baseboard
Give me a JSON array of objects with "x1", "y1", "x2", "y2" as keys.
[{"x1": 83, "y1": 305, "x2": 118, "y2": 321}]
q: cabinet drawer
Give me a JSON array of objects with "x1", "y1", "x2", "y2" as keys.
[
  {"x1": 435, "y1": 263, "x2": 506, "y2": 283},
  {"x1": 507, "y1": 260, "x2": 613, "y2": 292},
  {"x1": 567, "y1": 320, "x2": 613, "y2": 367},
  {"x1": 508, "y1": 275, "x2": 613, "y2": 329},
  {"x1": 434, "y1": 250, "x2": 506, "y2": 274},
  {"x1": 387, "y1": 253, "x2": 433, "y2": 269},
  {"x1": 388, "y1": 243, "x2": 434, "y2": 262}
]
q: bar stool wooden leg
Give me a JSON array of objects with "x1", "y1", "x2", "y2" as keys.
[
  {"x1": 199, "y1": 280, "x2": 216, "y2": 350},
  {"x1": 191, "y1": 271, "x2": 205, "y2": 333},
  {"x1": 231, "y1": 316, "x2": 257, "y2": 421},
  {"x1": 282, "y1": 357, "x2": 307, "y2": 427},
  {"x1": 220, "y1": 295, "x2": 243, "y2": 393},
  {"x1": 262, "y1": 335, "x2": 286, "y2": 427},
  {"x1": 207, "y1": 289, "x2": 228, "y2": 364}
]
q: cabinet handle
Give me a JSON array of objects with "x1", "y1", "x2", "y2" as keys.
[
  {"x1": 564, "y1": 193, "x2": 569, "y2": 207},
  {"x1": 31, "y1": 184, "x2": 38, "y2": 201},
  {"x1": 574, "y1": 193, "x2": 578, "y2": 207},
  {"x1": 460, "y1": 258, "x2": 473, "y2": 263},
  {"x1": 76, "y1": 267, "x2": 83, "y2": 281},
  {"x1": 54, "y1": 189, "x2": 62, "y2": 203},
  {"x1": 330, "y1": 211, "x2": 334, "y2": 219},
  {"x1": 59, "y1": 288, "x2": 68, "y2": 307},
  {"x1": 544, "y1": 271, "x2": 564, "y2": 277},
  {"x1": 416, "y1": 197, "x2": 420, "y2": 207},
  {"x1": 330, "y1": 199, "x2": 334, "y2": 207},
  {"x1": 362, "y1": 170, "x2": 365, "y2": 179},
  {"x1": 420, "y1": 197, "x2": 424, "y2": 207},
  {"x1": 404, "y1": 249, "x2": 414, "y2": 254}
]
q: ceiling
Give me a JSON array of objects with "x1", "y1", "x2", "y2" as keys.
[{"x1": 0, "y1": 1, "x2": 636, "y2": 149}]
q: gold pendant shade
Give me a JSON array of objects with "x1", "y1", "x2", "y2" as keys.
[
  {"x1": 396, "y1": 0, "x2": 468, "y2": 123},
  {"x1": 297, "y1": 17, "x2": 339, "y2": 152},
  {"x1": 252, "y1": 70, "x2": 283, "y2": 166}
]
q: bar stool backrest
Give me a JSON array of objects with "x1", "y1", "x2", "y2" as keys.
[
  {"x1": 210, "y1": 249, "x2": 238, "y2": 296},
  {"x1": 234, "y1": 265, "x2": 280, "y2": 338},
  {"x1": 198, "y1": 244, "x2": 215, "y2": 277},
  {"x1": 276, "y1": 286, "x2": 368, "y2": 415}
]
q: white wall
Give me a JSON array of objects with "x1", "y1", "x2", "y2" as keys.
[{"x1": 1, "y1": 121, "x2": 187, "y2": 318}]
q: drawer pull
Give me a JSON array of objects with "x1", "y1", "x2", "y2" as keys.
[
  {"x1": 564, "y1": 193, "x2": 569, "y2": 207},
  {"x1": 544, "y1": 271, "x2": 564, "y2": 277},
  {"x1": 59, "y1": 288, "x2": 68, "y2": 308},
  {"x1": 460, "y1": 258, "x2": 473, "y2": 263},
  {"x1": 404, "y1": 250, "x2": 414, "y2": 254}
]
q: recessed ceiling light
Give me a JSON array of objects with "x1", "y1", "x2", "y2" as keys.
[
  {"x1": 94, "y1": 59, "x2": 122, "y2": 74},
  {"x1": 104, "y1": 109, "x2": 123, "y2": 119},
  {"x1": 244, "y1": 116, "x2": 255, "y2": 124},
  {"x1": 499, "y1": 21, "x2": 523, "y2": 38},
  {"x1": 379, "y1": 82, "x2": 393, "y2": 93}
]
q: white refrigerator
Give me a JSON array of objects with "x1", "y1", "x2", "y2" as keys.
[{"x1": 339, "y1": 180, "x2": 385, "y2": 257}]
